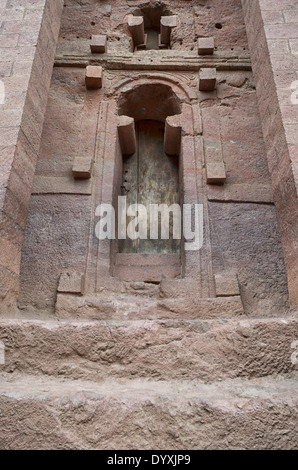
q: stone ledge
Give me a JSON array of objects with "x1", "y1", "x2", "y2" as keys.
[
  {"x1": 32, "y1": 176, "x2": 92, "y2": 195},
  {"x1": 0, "y1": 372, "x2": 297, "y2": 449},
  {"x1": 55, "y1": 293, "x2": 244, "y2": 320},
  {"x1": 207, "y1": 183, "x2": 274, "y2": 204},
  {"x1": 0, "y1": 371, "x2": 297, "y2": 401},
  {"x1": 0, "y1": 317, "x2": 297, "y2": 383},
  {"x1": 54, "y1": 54, "x2": 252, "y2": 72}
]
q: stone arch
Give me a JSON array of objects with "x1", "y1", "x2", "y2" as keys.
[
  {"x1": 111, "y1": 73, "x2": 195, "y2": 104},
  {"x1": 87, "y1": 74, "x2": 201, "y2": 287},
  {"x1": 116, "y1": 82, "x2": 182, "y2": 260},
  {"x1": 108, "y1": 77, "x2": 197, "y2": 281},
  {"x1": 117, "y1": 82, "x2": 182, "y2": 122}
]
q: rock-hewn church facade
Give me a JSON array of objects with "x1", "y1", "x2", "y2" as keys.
[{"x1": 0, "y1": 0, "x2": 297, "y2": 450}]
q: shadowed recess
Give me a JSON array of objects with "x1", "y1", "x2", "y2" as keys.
[{"x1": 117, "y1": 83, "x2": 182, "y2": 122}]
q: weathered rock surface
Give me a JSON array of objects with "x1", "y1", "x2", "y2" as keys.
[
  {"x1": 1, "y1": 0, "x2": 297, "y2": 451},
  {"x1": 0, "y1": 372, "x2": 297, "y2": 450},
  {"x1": 0, "y1": 317, "x2": 297, "y2": 383}
]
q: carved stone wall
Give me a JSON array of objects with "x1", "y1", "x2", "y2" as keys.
[
  {"x1": 0, "y1": 0, "x2": 297, "y2": 451},
  {"x1": 241, "y1": 0, "x2": 298, "y2": 309},
  {"x1": 16, "y1": 0, "x2": 289, "y2": 318},
  {"x1": 0, "y1": 0, "x2": 64, "y2": 315}
]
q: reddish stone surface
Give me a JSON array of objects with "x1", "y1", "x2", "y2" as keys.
[
  {"x1": 57, "y1": 0, "x2": 248, "y2": 54},
  {"x1": 198, "y1": 37, "x2": 215, "y2": 55},
  {"x1": 72, "y1": 157, "x2": 92, "y2": 179},
  {"x1": 214, "y1": 274, "x2": 240, "y2": 297},
  {"x1": 127, "y1": 15, "x2": 145, "y2": 47},
  {"x1": 164, "y1": 114, "x2": 182, "y2": 155},
  {"x1": 115, "y1": 253, "x2": 181, "y2": 282},
  {"x1": 18, "y1": 195, "x2": 91, "y2": 314},
  {"x1": 209, "y1": 202, "x2": 289, "y2": 316},
  {"x1": 117, "y1": 115, "x2": 137, "y2": 156},
  {"x1": 0, "y1": 0, "x2": 297, "y2": 450},
  {"x1": 199, "y1": 67, "x2": 217, "y2": 91},
  {"x1": 241, "y1": 0, "x2": 298, "y2": 309},
  {"x1": 0, "y1": 0, "x2": 64, "y2": 314},
  {"x1": 206, "y1": 162, "x2": 226, "y2": 184},
  {"x1": 85, "y1": 65, "x2": 103, "y2": 89},
  {"x1": 58, "y1": 272, "x2": 85, "y2": 294},
  {"x1": 18, "y1": 58, "x2": 288, "y2": 319},
  {"x1": 90, "y1": 34, "x2": 107, "y2": 53}
]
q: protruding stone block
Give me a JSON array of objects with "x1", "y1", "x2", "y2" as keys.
[
  {"x1": 160, "y1": 16, "x2": 177, "y2": 47},
  {"x1": 118, "y1": 115, "x2": 136, "y2": 156},
  {"x1": 214, "y1": 274, "x2": 240, "y2": 297},
  {"x1": 206, "y1": 162, "x2": 226, "y2": 185},
  {"x1": 72, "y1": 157, "x2": 92, "y2": 179},
  {"x1": 198, "y1": 37, "x2": 214, "y2": 55},
  {"x1": 127, "y1": 15, "x2": 145, "y2": 47},
  {"x1": 58, "y1": 272, "x2": 85, "y2": 295},
  {"x1": 164, "y1": 114, "x2": 182, "y2": 156},
  {"x1": 199, "y1": 68, "x2": 217, "y2": 91},
  {"x1": 85, "y1": 65, "x2": 103, "y2": 89},
  {"x1": 90, "y1": 35, "x2": 107, "y2": 53}
]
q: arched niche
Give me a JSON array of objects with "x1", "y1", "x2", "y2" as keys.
[
  {"x1": 114, "y1": 82, "x2": 184, "y2": 281},
  {"x1": 89, "y1": 77, "x2": 201, "y2": 287},
  {"x1": 133, "y1": 4, "x2": 171, "y2": 50},
  {"x1": 127, "y1": 3, "x2": 176, "y2": 51},
  {"x1": 117, "y1": 82, "x2": 181, "y2": 122},
  {"x1": 133, "y1": 4, "x2": 172, "y2": 28}
]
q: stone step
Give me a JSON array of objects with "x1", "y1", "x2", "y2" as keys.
[
  {"x1": 115, "y1": 253, "x2": 181, "y2": 282},
  {"x1": 55, "y1": 293, "x2": 244, "y2": 320},
  {"x1": 0, "y1": 372, "x2": 297, "y2": 449},
  {"x1": 0, "y1": 317, "x2": 297, "y2": 382}
]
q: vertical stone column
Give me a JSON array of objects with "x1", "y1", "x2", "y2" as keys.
[
  {"x1": 0, "y1": 0, "x2": 64, "y2": 314},
  {"x1": 242, "y1": 0, "x2": 298, "y2": 309}
]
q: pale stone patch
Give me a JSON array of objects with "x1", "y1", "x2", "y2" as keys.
[
  {"x1": 0, "y1": 341, "x2": 5, "y2": 365},
  {"x1": 0, "y1": 80, "x2": 5, "y2": 105}
]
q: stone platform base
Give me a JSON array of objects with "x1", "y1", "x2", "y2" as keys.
[
  {"x1": 0, "y1": 372, "x2": 297, "y2": 450},
  {"x1": 56, "y1": 293, "x2": 244, "y2": 320},
  {"x1": 0, "y1": 316, "x2": 297, "y2": 449}
]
